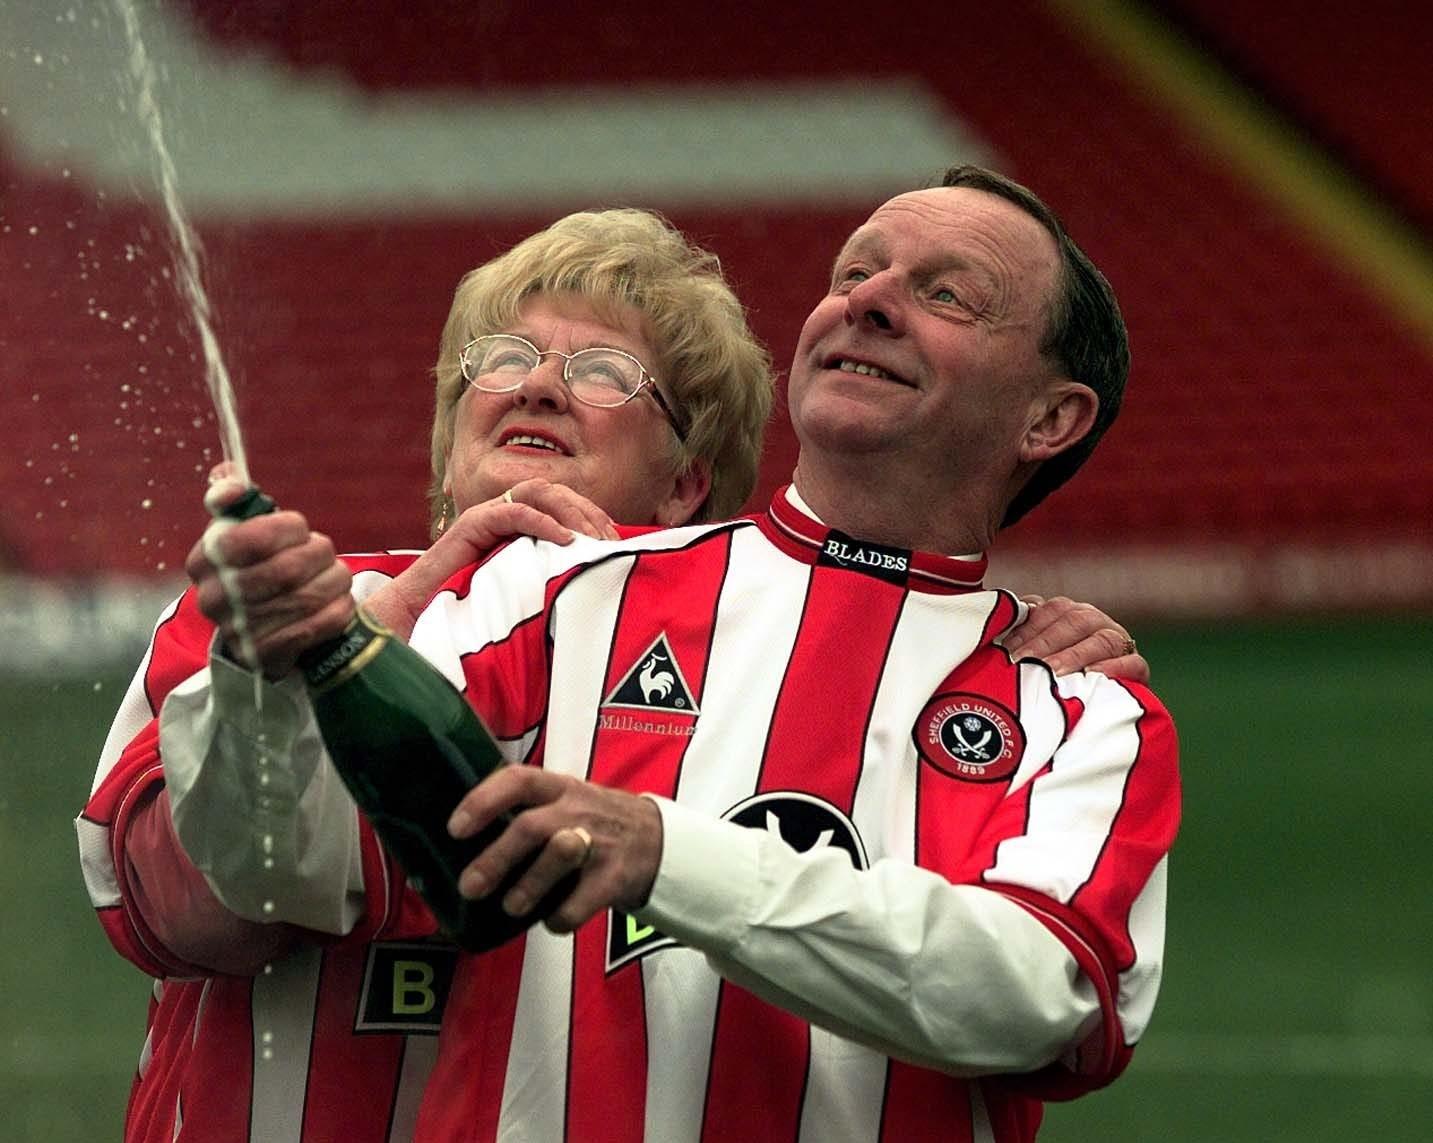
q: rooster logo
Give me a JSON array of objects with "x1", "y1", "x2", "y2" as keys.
[
  {"x1": 638, "y1": 652, "x2": 678, "y2": 705},
  {"x1": 602, "y1": 632, "x2": 700, "y2": 715}
]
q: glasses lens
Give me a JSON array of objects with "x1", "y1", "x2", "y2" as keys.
[
  {"x1": 465, "y1": 336, "x2": 539, "y2": 387},
  {"x1": 566, "y1": 349, "x2": 644, "y2": 407}
]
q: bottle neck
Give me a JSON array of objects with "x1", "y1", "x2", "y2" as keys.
[{"x1": 298, "y1": 608, "x2": 389, "y2": 693}]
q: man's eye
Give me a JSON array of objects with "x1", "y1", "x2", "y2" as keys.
[{"x1": 933, "y1": 287, "x2": 957, "y2": 303}]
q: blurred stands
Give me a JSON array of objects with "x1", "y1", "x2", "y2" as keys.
[
  {"x1": 3, "y1": 0, "x2": 1430, "y2": 614},
  {"x1": 1156, "y1": 0, "x2": 1433, "y2": 236}
]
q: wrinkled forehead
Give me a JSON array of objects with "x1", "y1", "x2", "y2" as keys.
[{"x1": 850, "y1": 187, "x2": 1061, "y2": 291}]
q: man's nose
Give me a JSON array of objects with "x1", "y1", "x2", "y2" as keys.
[
  {"x1": 512, "y1": 355, "x2": 571, "y2": 411},
  {"x1": 843, "y1": 272, "x2": 904, "y2": 335}
]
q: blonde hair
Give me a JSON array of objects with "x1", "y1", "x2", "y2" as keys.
[{"x1": 429, "y1": 209, "x2": 774, "y2": 534}]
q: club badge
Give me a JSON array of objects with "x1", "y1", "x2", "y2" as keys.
[{"x1": 915, "y1": 693, "x2": 1024, "y2": 782}]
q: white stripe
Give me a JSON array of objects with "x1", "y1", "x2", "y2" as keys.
[
  {"x1": 249, "y1": 948, "x2": 323, "y2": 1143},
  {"x1": 794, "y1": 590, "x2": 1004, "y2": 1139},
  {"x1": 1120, "y1": 854, "x2": 1168, "y2": 1042},
  {"x1": 76, "y1": 816, "x2": 120, "y2": 908},
  {"x1": 970, "y1": 1082, "x2": 996, "y2": 1143},
  {"x1": 644, "y1": 527, "x2": 808, "y2": 1135},
  {"x1": 642, "y1": 950, "x2": 723, "y2": 1143},
  {"x1": 388, "y1": 1035, "x2": 439, "y2": 1143},
  {"x1": 989, "y1": 671, "x2": 1143, "y2": 902},
  {"x1": 497, "y1": 927, "x2": 575, "y2": 1139},
  {"x1": 0, "y1": 4, "x2": 990, "y2": 216},
  {"x1": 545, "y1": 552, "x2": 636, "y2": 775},
  {"x1": 494, "y1": 551, "x2": 636, "y2": 1140},
  {"x1": 676, "y1": 526, "x2": 806, "y2": 812},
  {"x1": 796, "y1": 1028, "x2": 886, "y2": 1143}
]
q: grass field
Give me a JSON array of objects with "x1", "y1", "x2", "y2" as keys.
[{"x1": 4, "y1": 616, "x2": 1432, "y2": 1141}]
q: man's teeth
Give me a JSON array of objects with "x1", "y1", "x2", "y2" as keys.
[
  {"x1": 506, "y1": 435, "x2": 561, "y2": 452},
  {"x1": 838, "y1": 360, "x2": 892, "y2": 380}
]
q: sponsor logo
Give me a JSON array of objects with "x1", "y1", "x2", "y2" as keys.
[
  {"x1": 914, "y1": 693, "x2": 1025, "y2": 782},
  {"x1": 606, "y1": 908, "x2": 676, "y2": 972},
  {"x1": 602, "y1": 633, "x2": 700, "y2": 716},
  {"x1": 817, "y1": 529, "x2": 911, "y2": 585},
  {"x1": 354, "y1": 941, "x2": 459, "y2": 1034},
  {"x1": 597, "y1": 713, "x2": 697, "y2": 737},
  {"x1": 723, "y1": 791, "x2": 868, "y2": 869},
  {"x1": 605, "y1": 792, "x2": 867, "y2": 973}
]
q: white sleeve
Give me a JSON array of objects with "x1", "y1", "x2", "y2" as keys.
[
  {"x1": 159, "y1": 648, "x2": 365, "y2": 934},
  {"x1": 637, "y1": 797, "x2": 1099, "y2": 1076}
]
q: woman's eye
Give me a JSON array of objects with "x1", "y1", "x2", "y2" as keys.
[
  {"x1": 490, "y1": 352, "x2": 532, "y2": 371},
  {"x1": 933, "y1": 287, "x2": 957, "y2": 303}
]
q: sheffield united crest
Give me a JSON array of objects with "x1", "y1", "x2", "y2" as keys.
[{"x1": 915, "y1": 693, "x2": 1024, "y2": 782}]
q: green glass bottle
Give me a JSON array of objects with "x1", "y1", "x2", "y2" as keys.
[{"x1": 219, "y1": 485, "x2": 571, "y2": 952}]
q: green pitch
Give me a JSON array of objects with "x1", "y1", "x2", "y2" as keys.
[{"x1": 5, "y1": 616, "x2": 1432, "y2": 1141}]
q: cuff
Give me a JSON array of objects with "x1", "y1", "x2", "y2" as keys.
[
  {"x1": 634, "y1": 796, "x2": 757, "y2": 953},
  {"x1": 160, "y1": 650, "x2": 363, "y2": 934}
]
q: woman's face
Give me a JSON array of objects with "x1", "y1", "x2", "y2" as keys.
[{"x1": 444, "y1": 293, "x2": 707, "y2": 526}]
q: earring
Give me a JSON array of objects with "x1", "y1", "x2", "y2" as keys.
[{"x1": 436, "y1": 499, "x2": 452, "y2": 537}]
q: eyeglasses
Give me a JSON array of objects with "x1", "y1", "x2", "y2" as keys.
[{"x1": 459, "y1": 334, "x2": 686, "y2": 441}]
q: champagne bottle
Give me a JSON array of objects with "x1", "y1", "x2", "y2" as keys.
[{"x1": 217, "y1": 484, "x2": 572, "y2": 952}]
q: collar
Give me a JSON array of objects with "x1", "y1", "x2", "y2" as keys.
[{"x1": 759, "y1": 485, "x2": 988, "y2": 594}]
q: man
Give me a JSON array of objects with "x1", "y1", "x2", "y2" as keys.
[
  {"x1": 83, "y1": 181, "x2": 1169, "y2": 1143},
  {"x1": 399, "y1": 167, "x2": 1178, "y2": 1141}
]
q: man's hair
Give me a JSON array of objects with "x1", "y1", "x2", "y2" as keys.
[
  {"x1": 940, "y1": 165, "x2": 1130, "y2": 527},
  {"x1": 429, "y1": 209, "x2": 774, "y2": 533}
]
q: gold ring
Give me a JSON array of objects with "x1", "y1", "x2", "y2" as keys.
[
  {"x1": 568, "y1": 825, "x2": 594, "y2": 867},
  {"x1": 1121, "y1": 635, "x2": 1137, "y2": 657},
  {"x1": 502, "y1": 488, "x2": 515, "y2": 505}
]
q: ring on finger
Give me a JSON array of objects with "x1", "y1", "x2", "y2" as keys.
[
  {"x1": 567, "y1": 825, "x2": 594, "y2": 867},
  {"x1": 502, "y1": 488, "x2": 515, "y2": 505},
  {"x1": 1121, "y1": 634, "x2": 1137, "y2": 656}
]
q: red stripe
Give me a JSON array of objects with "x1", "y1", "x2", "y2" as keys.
[
  {"x1": 703, "y1": 564, "x2": 904, "y2": 1143},
  {"x1": 417, "y1": 939, "x2": 528, "y2": 1143},
  {"x1": 302, "y1": 947, "x2": 406, "y2": 1142},
  {"x1": 123, "y1": 981, "x2": 202, "y2": 1143},
  {"x1": 177, "y1": 980, "x2": 257, "y2": 1140},
  {"x1": 142, "y1": 588, "x2": 214, "y2": 716},
  {"x1": 878, "y1": 1066, "x2": 974, "y2": 1143},
  {"x1": 993, "y1": 887, "x2": 1129, "y2": 1100},
  {"x1": 459, "y1": 613, "x2": 551, "y2": 740},
  {"x1": 1067, "y1": 683, "x2": 1180, "y2": 972},
  {"x1": 566, "y1": 537, "x2": 729, "y2": 1142},
  {"x1": 884, "y1": 631, "x2": 1026, "y2": 1139},
  {"x1": 102, "y1": 748, "x2": 208, "y2": 979}
]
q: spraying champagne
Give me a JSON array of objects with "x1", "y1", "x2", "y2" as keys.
[{"x1": 215, "y1": 485, "x2": 573, "y2": 952}]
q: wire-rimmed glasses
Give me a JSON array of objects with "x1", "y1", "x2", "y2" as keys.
[{"x1": 459, "y1": 334, "x2": 686, "y2": 441}]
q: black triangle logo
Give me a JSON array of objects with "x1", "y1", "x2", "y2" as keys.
[{"x1": 602, "y1": 632, "x2": 700, "y2": 715}]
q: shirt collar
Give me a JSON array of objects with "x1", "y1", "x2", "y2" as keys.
[{"x1": 762, "y1": 485, "x2": 988, "y2": 593}]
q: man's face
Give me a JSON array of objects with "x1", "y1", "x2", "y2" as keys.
[{"x1": 787, "y1": 186, "x2": 1062, "y2": 490}]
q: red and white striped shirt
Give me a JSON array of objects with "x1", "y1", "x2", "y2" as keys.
[
  {"x1": 77, "y1": 489, "x2": 1179, "y2": 1142},
  {"x1": 401, "y1": 490, "x2": 1178, "y2": 1142},
  {"x1": 78, "y1": 552, "x2": 456, "y2": 1143}
]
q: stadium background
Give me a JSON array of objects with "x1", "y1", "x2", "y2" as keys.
[{"x1": 2, "y1": 0, "x2": 1430, "y2": 1138}]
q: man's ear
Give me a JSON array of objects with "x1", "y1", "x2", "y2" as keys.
[
  {"x1": 1020, "y1": 382, "x2": 1098, "y2": 464},
  {"x1": 655, "y1": 458, "x2": 713, "y2": 527}
]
